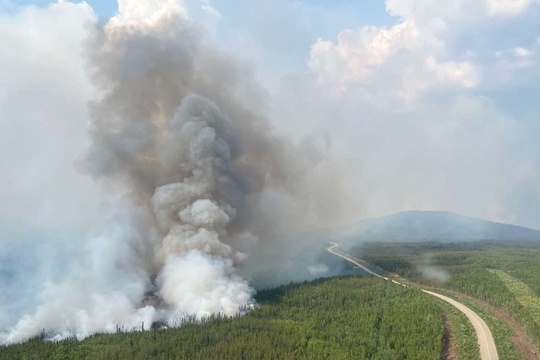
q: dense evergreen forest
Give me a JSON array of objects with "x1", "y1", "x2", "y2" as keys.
[
  {"x1": 355, "y1": 240, "x2": 540, "y2": 351},
  {"x1": 1, "y1": 277, "x2": 447, "y2": 360},
  {"x1": 11, "y1": 240, "x2": 540, "y2": 360}
]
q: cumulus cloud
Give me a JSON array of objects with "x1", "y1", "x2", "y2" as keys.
[
  {"x1": 307, "y1": 0, "x2": 539, "y2": 98},
  {"x1": 307, "y1": 12, "x2": 481, "y2": 97},
  {"x1": 308, "y1": 21, "x2": 420, "y2": 90},
  {"x1": 270, "y1": 0, "x2": 540, "y2": 229},
  {"x1": 111, "y1": 0, "x2": 185, "y2": 26}
]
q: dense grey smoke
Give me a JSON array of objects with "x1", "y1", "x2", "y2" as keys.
[
  {"x1": 82, "y1": 0, "x2": 304, "y2": 316},
  {"x1": 0, "y1": 0, "x2": 335, "y2": 344}
]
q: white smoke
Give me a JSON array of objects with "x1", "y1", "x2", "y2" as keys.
[
  {"x1": 419, "y1": 266, "x2": 450, "y2": 283},
  {"x1": 158, "y1": 251, "x2": 252, "y2": 317},
  {"x1": 0, "y1": 0, "x2": 332, "y2": 344},
  {"x1": 416, "y1": 253, "x2": 450, "y2": 283},
  {"x1": 1, "y1": 226, "x2": 157, "y2": 344},
  {"x1": 307, "y1": 264, "x2": 330, "y2": 276},
  {"x1": 1, "y1": 91, "x2": 255, "y2": 343}
]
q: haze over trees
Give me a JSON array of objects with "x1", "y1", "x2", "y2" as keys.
[
  {"x1": 0, "y1": 277, "x2": 446, "y2": 360},
  {"x1": 338, "y1": 211, "x2": 540, "y2": 242}
]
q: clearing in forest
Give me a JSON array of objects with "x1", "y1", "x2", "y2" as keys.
[{"x1": 489, "y1": 269, "x2": 540, "y2": 326}]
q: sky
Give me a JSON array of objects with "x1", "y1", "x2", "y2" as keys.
[
  {"x1": 1, "y1": 0, "x2": 540, "y2": 242},
  {"x1": 4, "y1": 0, "x2": 393, "y2": 23}
]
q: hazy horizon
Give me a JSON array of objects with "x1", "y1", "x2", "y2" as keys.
[{"x1": 2, "y1": 0, "x2": 540, "y2": 344}]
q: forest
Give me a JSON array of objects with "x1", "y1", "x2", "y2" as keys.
[
  {"x1": 0, "y1": 276, "x2": 448, "y2": 360},
  {"x1": 7, "y1": 240, "x2": 540, "y2": 359},
  {"x1": 354, "y1": 240, "x2": 540, "y2": 352}
]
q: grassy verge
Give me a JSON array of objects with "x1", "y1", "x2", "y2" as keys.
[
  {"x1": 435, "y1": 299, "x2": 480, "y2": 360},
  {"x1": 436, "y1": 289, "x2": 522, "y2": 360}
]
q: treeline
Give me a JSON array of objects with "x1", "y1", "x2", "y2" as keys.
[{"x1": 1, "y1": 277, "x2": 445, "y2": 360}]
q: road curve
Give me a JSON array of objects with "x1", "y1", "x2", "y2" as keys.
[
  {"x1": 423, "y1": 290, "x2": 498, "y2": 360},
  {"x1": 327, "y1": 242, "x2": 385, "y2": 278},
  {"x1": 327, "y1": 242, "x2": 499, "y2": 360}
]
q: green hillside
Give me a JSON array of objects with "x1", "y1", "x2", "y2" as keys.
[
  {"x1": 356, "y1": 240, "x2": 540, "y2": 356},
  {"x1": 1, "y1": 277, "x2": 446, "y2": 360}
]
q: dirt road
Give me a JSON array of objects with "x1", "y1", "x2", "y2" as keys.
[{"x1": 327, "y1": 242, "x2": 499, "y2": 360}]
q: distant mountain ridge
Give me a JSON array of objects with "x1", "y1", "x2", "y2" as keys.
[{"x1": 344, "y1": 210, "x2": 540, "y2": 241}]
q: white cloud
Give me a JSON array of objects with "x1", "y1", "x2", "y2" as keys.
[
  {"x1": 111, "y1": 0, "x2": 185, "y2": 26},
  {"x1": 200, "y1": 0, "x2": 221, "y2": 18},
  {"x1": 307, "y1": 0, "x2": 540, "y2": 98},
  {"x1": 425, "y1": 56, "x2": 479, "y2": 88},
  {"x1": 514, "y1": 47, "x2": 532, "y2": 56},
  {"x1": 486, "y1": 0, "x2": 539, "y2": 17},
  {"x1": 307, "y1": 20, "x2": 477, "y2": 98},
  {"x1": 489, "y1": 41, "x2": 539, "y2": 83},
  {"x1": 386, "y1": 0, "x2": 538, "y2": 21},
  {"x1": 107, "y1": 0, "x2": 223, "y2": 37},
  {"x1": 386, "y1": 0, "x2": 481, "y2": 22},
  {"x1": 272, "y1": 0, "x2": 540, "y2": 229},
  {"x1": 308, "y1": 21, "x2": 422, "y2": 93}
]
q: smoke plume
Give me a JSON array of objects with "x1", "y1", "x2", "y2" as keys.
[{"x1": 0, "y1": 0, "x2": 331, "y2": 343}]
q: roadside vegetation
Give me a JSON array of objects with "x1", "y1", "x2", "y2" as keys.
[
  {"x1": 434, "y1": 299, "x2": 480, "y2": 360},
  {"x1": 436, "y1": 289, "x2": 522, "y2": 360},
  {"x1": 356, "y1": 240, "x2": 540, "y2": 355},
  {"x1": 1, "y1": 276, "x2": 446, "y2": 360}
]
